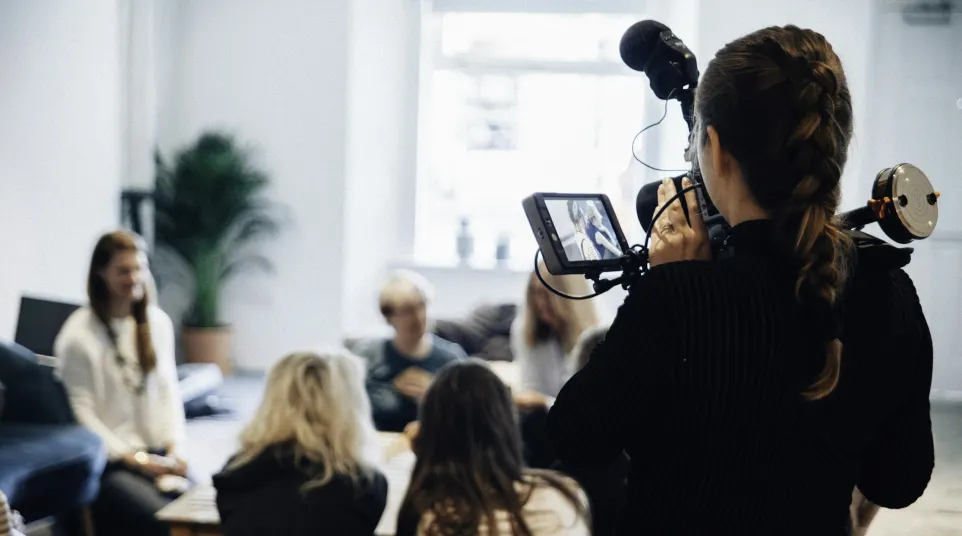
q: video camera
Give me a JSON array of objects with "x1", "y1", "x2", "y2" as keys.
[{"x1": 523, "y1": 20, "x2": 941, "y2": 296}]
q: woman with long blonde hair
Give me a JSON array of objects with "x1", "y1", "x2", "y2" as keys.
[
  {"x1": 511, "y1": 264, "x2": 598, "y2": 399},
  {"x1": 213, "y1": 350, "x2": 387, "y2": 536}
]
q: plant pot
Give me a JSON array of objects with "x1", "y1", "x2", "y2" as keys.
[{"x1": 181, "y1": 325, "x2": 233, "y2": 375}]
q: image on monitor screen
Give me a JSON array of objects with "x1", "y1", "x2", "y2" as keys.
[{"x1": 544, "y1": 198, "x2": 623, "y2": 263}]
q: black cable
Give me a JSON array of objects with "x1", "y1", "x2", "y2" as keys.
[
  {"x1": 643, "y1": 183, "x2": 703, "y2": 252},
  {"x1": 631, "y1": 89, "x2": 690, "y2": 174},
  {"x1": 530, "y1": 90, "x2": 706, "y2": 299},
  {"x1": 532, "y1": 184, "x2": 705, "y2": 300},
  {"x1": 533, "y1": 250, "x2": 604, "y2": 301}
]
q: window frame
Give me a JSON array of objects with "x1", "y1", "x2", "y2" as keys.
[{"x1": 409, "y1": 0, "x2": 650, "y2": 269}]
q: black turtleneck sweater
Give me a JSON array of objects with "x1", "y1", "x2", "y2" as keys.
[
  {"x1": 547, "y1": 219, "x2": 934, "y2": 535},
  {"x1": 213, "y1": 446, "x2": 387, "y2": 536}
]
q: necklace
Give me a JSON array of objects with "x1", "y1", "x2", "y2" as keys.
[{"x1": 103, "y1": 320, "x2": 147, "y2": 395}]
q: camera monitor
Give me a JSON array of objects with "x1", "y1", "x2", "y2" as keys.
[{"x1": 523, "y1": 193, "x2": 630, "y2": 275}]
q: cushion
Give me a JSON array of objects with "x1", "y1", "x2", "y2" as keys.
[
  {"x1": 0, "y1": 341, "x2": 74, "y2": 424},
  {"x1": 433, "y1": 303, "x2": 517, "y2": 361},
  {"x1": 0, "y1": 424, "x2": 106, "y2": 522}
]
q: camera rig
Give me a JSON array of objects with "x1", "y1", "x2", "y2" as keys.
[{"x1": 530, "y1": 20, "x2": 941, "y2": 300}]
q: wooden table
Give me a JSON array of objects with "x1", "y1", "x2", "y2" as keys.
[
  {"x1": 155, "y1": 485, "x2": 220, "y2": 536},
  {"x1": 156, "y1": 432, "x2": 415, "y2": 536}
]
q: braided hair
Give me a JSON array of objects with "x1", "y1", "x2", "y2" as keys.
[{"x1": 695, "y1": 26, "x2": 854, "y2": 400}]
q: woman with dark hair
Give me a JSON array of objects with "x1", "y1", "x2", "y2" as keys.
[
  {"x1": 566, "y1": 200, "x2": 599, "y2": 262},
  {"x1": 55, "y1": 231, "x2": 186, "y2": 536},
  {"x1": 584, "y1": 202, "x2": 621, "y2": 260},
  {"x1": 548, "y1": 26, "x2": 933, "y2": 534},
  {"x1": 397, "y1": 360, "x2": 589, "y2": 536}
]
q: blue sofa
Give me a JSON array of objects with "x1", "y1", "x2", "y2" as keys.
[{"x1": 0, "y1": 340, "x2": 105, "y2": 524}]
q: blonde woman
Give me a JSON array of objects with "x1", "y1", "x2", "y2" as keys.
[
  {"x1": 511, "y1": 264, "x2": 598, "y2": 399},
  {"x1": 213, "y1": 350, "x2": 387, "y2": 536}
]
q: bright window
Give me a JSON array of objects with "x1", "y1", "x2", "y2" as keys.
[{"x1": 415, "y1": 10, "x2": 649, "y2": 269}]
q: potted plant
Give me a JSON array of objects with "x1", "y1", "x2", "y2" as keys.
[{"x1": 154, "y1": 132, "x2": 283, "y2": 374}]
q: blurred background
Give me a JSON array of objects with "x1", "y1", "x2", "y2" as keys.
[{"x1": 0, "y1": 0, "x2": 959, "y2": 532}]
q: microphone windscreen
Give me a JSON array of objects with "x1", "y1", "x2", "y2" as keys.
[
  {"x1": 620, "y1": 20, "x2": 670, "y2": 72},
  {"x1": 636, "y1": 181, "x2": 661, "y2": 233}
]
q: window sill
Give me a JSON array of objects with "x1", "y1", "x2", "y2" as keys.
[{"x1": 389, "y1": 258, "x2": 531, "y2": 276}]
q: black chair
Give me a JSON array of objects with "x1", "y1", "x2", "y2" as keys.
[
  {"x1": 0, "y1": 340, "x2": 106, "y2": 527},
  {"x1": 14, "y1": 297, "x2": 80, "y2": 359},
  {"x1": 13, "y1": 295, "x2": 227, "y2": 419}
]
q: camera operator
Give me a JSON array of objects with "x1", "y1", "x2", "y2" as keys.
[{"x1": 547, "y1": 25, "x2": 934, "y2": 535}]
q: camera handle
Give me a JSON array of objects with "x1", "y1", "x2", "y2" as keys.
[{"x1": 583, "y1": 246, "x2": 650, "y2": 295}]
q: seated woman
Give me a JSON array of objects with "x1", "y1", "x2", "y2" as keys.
[
  {"x1": 356, "y1": 270, "x2": 466, "y2": 432},
  {"x1": 397, "y1": 359, "x2": 590, "y2": 536},
  {"x1": 511, "y1": 265, "x2": 598, "y2": 399},
  {"x1": 584, "y1": 202, "x2": 622, "y2": 260},
  {"x1": 214, "y1": 350, "x2": 388, "y2": 536},
  {"x1": 510, "y1": 266, "x2": 597, "y2": 468},
  {"x1": 55, "y1": 231, "x2": 187, "y2": 536}
]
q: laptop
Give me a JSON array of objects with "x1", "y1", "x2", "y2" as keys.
[{"x1": 13, "y1": 296, "x2": 81, "y2": 358}]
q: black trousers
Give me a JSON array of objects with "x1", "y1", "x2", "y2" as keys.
[
  {"x1": 91, "y1": 450, "x2": 194, "y2": 536},
  {"x1": 90, "y1": 464, "x2": 170, "y2": 536},
  {"x1": 519, "y1": 406, "x2": 556, "y2": 469}
]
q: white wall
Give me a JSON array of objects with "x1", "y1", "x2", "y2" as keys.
[
  {"x1": 0, "y1": 0, "x2": 123, "y2": 337},
  {"x1": 692, "y1": 0, "x2": 962, "y2": 396},
  {"x1": 861, "y1": 7, "x2": 962, "y2": 398},
  {"x1": 155, "y1": 0, "x2": 352, "y2": 370},
  {"x1": 695, "y1": 0, "x2": 875, "y2": 210},
  {"x1": 341, "y1": 0, "x2": 423, "y2": 335},
  {"x1": 149, "y1": 0, "x2": 960, "y2": 386},
  {"x1": 861, "y1": 5, "x2": 962, "y2": 233}
]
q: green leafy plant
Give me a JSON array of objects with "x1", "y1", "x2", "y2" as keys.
[{"x1": 154, "y1": 132, "x2": 283, "y2": 328}]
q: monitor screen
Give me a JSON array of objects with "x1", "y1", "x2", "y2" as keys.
[{"x1": 544, "y1": 197, "x2": 624, "y2": 263}]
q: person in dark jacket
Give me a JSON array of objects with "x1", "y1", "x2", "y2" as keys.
[
  {"x1": 547, "y1": 25, "x2": 933, "y2": 535},
  {"x1": 551, "y1": 326, "x2": 629, "y2": 536},
  {"x1": 357, "y1": 270, "x2": 466, "y2": 433},
  {"x1": 214, "y1": 350, "x2": 387, "y2": 536}
]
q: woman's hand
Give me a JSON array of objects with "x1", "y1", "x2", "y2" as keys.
[
  {"x1": 164, "y1": 445, "x2": 189, "y2": 477},
  {"x1": 650, "y1": 176, "x2": 710, "y2": 266},
  {"x1": 393, "y1": 367, "x2": 434, "y2": 402},
  {"x1": 122, "y1": 451, "x2": 174, "y2": 477},
  {"x1": 167, "y1": 456, "x2": 188, "y2": 477},
  {"x1": 513, "y1": 389, "x2": 551, "y2": 411},
  {"x1": 403, "y1": 421, "x2": 420, "y2": 443}
]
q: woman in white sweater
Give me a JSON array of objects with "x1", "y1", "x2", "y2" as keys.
[
  {"x1": 510, "y1": 265, "x2": 598, "y2": 399},
  {"x1": 396, "y1": 359, "x2": 590, "y2": 536},
  {"x1": 54, "y1": 231, "x2": 186, "y2": 536}
]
